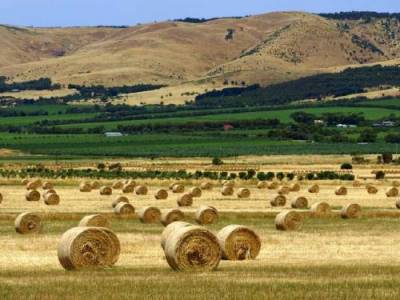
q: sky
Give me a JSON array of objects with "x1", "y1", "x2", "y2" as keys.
[{"x1": 0, "y1": 0, "x2": 400, "y2": 27}]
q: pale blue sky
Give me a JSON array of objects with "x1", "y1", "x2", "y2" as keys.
[{"x1": 1, "y1": 0, "x2": 399, "y2": 27}]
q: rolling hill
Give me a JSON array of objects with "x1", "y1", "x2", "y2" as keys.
[{"x1": 1, "y1": 11, "x2": 400, "y2": 104}]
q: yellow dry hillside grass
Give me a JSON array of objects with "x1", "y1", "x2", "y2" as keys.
[
  {"x1": 1, "y1": 12, "x2": 400, "y2": 96},
  {"x1": 0, "y1": 88, "x2": 76, "y2": 100}
]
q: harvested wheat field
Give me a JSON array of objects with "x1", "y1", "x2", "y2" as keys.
[{"x1": 0, "y1": 166, "x2": 400, "y2": 299}]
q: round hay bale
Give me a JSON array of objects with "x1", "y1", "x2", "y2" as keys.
[
  {"x1": 169, "y1": 182, "x2": 179, "y2": 190},
  {"x1": 275, "y1": 210, "x2": 303, "y2": 231},
  {"x1": 291, "y1": 196, "x2": 309, "y2": 209},
  {"x1": 155, "y1": 189, "x2": 169, "y2": 200},
  {"x1": 100, "y1": 186, "x2": 112, "y2": 196},
  {"x1": 135, "y1": 185, "x2": 148, "y2": 195},
  {"x1": 112, "y1": 196, "x2": 129, "y2": 208},
  {"x1": 21, "y1": 179, "x2": 29, "y2": 185},
  {"x1": 160, "y1": 221, "x2": 193, "y2": 249},
  {"x1": 79, "y1": 182, "x2": 92, "y2": 192},
  {"x1": 172, "y1": 184, "x2": 185, "y2": 194},
  {"x1": 289, "y1": 183, "x2": 301, "y2": 192},
  {"x1": 195, "y1": 206, "x2": 218, "y2": 225},
  {"x1": 122, "y1": 183, "x2": 135, "y2": 193},
  {"x1": 42, "y1": 182, "x2": 53, "y2": 190},
  {"x1": 366, "y1": 185, "x2": 378, "y2": 194},
  {"x1": 43, "y1": 189, "x2": 56, "y2": 196},
  {"x1": 217, "y1": 225, "x2": 261, "y2": 260},
  {"x1": 79, "y1": 214, "x2": 110, "y2": 228},
  {"x1": 125, "y1": 180, "x2": 136, "y2": 186},
  {"x1": 0, "y1": 192, "x2": 2, "y2": 204},
  {"x1": 161, "y1": 209, "x2": 185, "y2": 226},
  {"x1": 164, "y1": 226, "x2": 221, "y2": 271},
  {"x1": 335, "y1": 186, "x2": 348, "y2": 196},
  {"x1": 223, "y1": 180, "x2": 235, "y2": 188},
  {"x1": 396, "y1": 199, "x2": 400, "y2": 209},
  {"x1": 392, "y1": 181, "x2": 400, "y2": 188},
  {"x1": 25, "y1": 190, "x2": 40, "y2": 202},
  {"x1": 112, "y1": 181, "x2": 124, "y2": 190},
  {"x1": 268, "y1": 182, "x2": 279, "y2": 190},
  {"x1": 177, "y1": 193, "x2": 193, "y2": 207},
  {"x1": 257, "y1": 181, "x2": 268, "y2": 189},
  {"x1": 270, "y1": 195, "x2": 286, "y2": 207},
  {"x1": 200, "y1": 182, "x2": 213, "y2": 190},
  {"x1": 26, "y1": 181, "x2": 39, "y2": 190},
  {"x1": 278, "y1": 186, "x2": 290, "y2": 195},
  {"x1": 91, "y1": 181, "x2": 100, "y2": 190},
  {"x1": 27, "y1": 179, "x2": 42, "y2": 190},
  {"x1": 237, "y1": 188, "x2": 250, "y2": 199},
  {"x1": 161, "y1": 221, "x2": 192, "y2": 249},
  {"x1": 138, "y1": 206, "x2": 161, "y2": 224},
  {"x1": 310, "y1": 202, "x2": 331, "y2": 216},
  {"x1": 386, "y1": 187, "x2": 399, "y2": 198},
  {"x1": 57, "y1": 227, "x2": 120, "y2": 270},
  {"x1": 189, "y1": 187, "x2": 202, "y2": 198},
  {"x1": 221, "y1": 186, "x2": 234, "y2": 196},
  {"x1": 341, "y1": 203, "x2": 361, "y2": 219},
  {"x1": 15, "y1": 212, "x2": 41, "y2": 234},
  {"x1": 353, "y1": 180, "x2": 362, "y2": 187},
  {"x1": 44, "y1": 193, "x2": 60, "y2": 205},
  {"x1": 308, "y1": 184, "x2": 320, "y2": 193},
  {"x1": 113, "y1": 202, "x2": 135, "y2": 217}
]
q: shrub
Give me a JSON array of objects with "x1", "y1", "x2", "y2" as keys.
[
  {"x1": 376, "y1": 171, "x2": 385, "y2": 180},
  {"x1": 276, "y1": 172, "x2": 285, "y2": 181},
  {"x1": 212, "y1": 157, "x2": 223, "y2": 165},
  {"x1": 340, "y1": 163, "x2": 353, "y2": 170},
  {"x1": 382, "y1": 153, "x2": 393, "y2": 164}
]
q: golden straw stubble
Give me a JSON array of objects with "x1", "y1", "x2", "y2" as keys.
[
  {"x1": 57, "y1": 227, "x2": 120, "y2": 271},
  {"x1": 15, "y1": 212, "x2": 42, "y2": 234},
  {"x1": 138, "y1": 206, "x2": 161, "y2": 223},
  {"x1": 275, "y1": 210, "x2": 303, "y2": 231},
  {"x1": 164, "y1": 226, "x2": 221, "y2": 271},
  {"x1": 160, "y1": 221, "x2": 192, "y2": 249},
  {"x1": 340, "y1": 203, "x2": 362, "y2": 219},
  {"x1": 161, "y1": 209, "x2": 185, "y2": 226},
  {"x1": 79, "y1": 214, "x2": 110, "y2": 228},
  {"x1": 195, "y1": 206, "x2": 218, "y2": 225},
  {"x1": 217, "y1": 225, "x2": 261, "y2": 260}
]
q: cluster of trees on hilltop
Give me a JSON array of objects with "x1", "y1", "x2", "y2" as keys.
[
  {"x1": 194, "y1": 65, "x2": 400, "y2": 108},
  {"x1": 320, "y1": 12, "x2": 400, "y2": 21},
  {"x1": 174, "y1": 16, "x2": 243, "y2": 23},
  {"x1": 68, "y1": 84, "x2": 165, "y2": 99},
  {"x1": 0, "y1": 77, "x2": 60, "y2": 92}
]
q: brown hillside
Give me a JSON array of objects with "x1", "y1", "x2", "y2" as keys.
[{"x1": 1, "y1": 12, "x2": 400, "y2": 104}]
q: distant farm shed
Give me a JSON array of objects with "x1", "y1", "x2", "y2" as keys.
[{"x1": 104, "y1": 132, "x2": 123, "y2": 137}]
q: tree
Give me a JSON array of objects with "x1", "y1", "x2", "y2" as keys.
[
  {"x1": 341, "y1": 163, "x2": 353, "y2": 170},
  {"x1": 358, "y1": 129, "x2": 377, "y2": 143},
  {"x1": 212, "y1": 157, "x2": 223, "y2": 165},
  {"x1": 291, "y1": 112, "x2": 315, "y2": 125}
]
